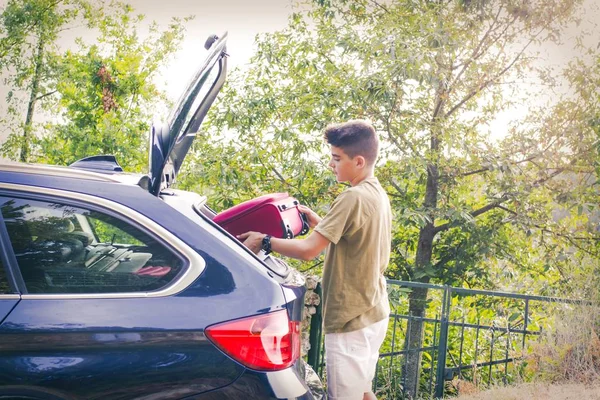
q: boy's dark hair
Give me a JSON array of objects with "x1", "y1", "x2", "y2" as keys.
[{"x1": 324, "y1": 120, "x2": 379, "y2": 165}]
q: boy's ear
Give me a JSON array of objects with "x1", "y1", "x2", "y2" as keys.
[{"x1": 355, "y1": 155, "x2": 366, "y2": 168}]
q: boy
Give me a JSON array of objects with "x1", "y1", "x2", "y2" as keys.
[{"x1": 238, "y1": 119, "x2": 392, "y2": 400}]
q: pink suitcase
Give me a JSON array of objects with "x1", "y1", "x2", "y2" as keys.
[{"x1": 213, "y1": 193, "x2": 309, "y2": 239}]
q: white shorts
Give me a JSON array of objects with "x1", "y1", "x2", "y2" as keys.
[{"x1": 324, "y1": 317, "x2": 389, "y2": 400}]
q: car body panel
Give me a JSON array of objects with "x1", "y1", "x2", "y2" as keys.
[
  {"x1": 0, "y1": 297, "x2": 19, "y2": 323},
  {"x1": 0, "y1": 298, "x2": 245, "y2": 399},
  {"x1": 187, "y1": 366, "x2": 321, "y2": 400}
]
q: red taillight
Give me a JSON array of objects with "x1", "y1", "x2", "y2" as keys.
[{"x1": 205, "y1": 310, "x2": 300, "y2": 371}]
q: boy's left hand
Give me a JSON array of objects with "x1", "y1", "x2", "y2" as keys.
[
  {"x1": 298, "y1": 205, "x2": 322, "y2": 229},
  {"x1": 237, "y1": 231, "x2": 266, "y2": 254}
]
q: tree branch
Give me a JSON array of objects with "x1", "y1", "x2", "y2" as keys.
[
  {"x1": 271, "y1": 166, "x2": 291, "y2": 186},
  {"x1": 299, "y1": 256, "x2": 324, "y2": 273},
  {"x1": 388, "y1": 178, "x2": 407, "y2": 198},
  {"x1": 450, "y1": 5, "x2": 504, "y2": 87},
  {"x1": 35, "y1": 90, "x2": 57, "y2": 101},
  {"x1": 497, "y1": 205, "x2": 517, "y2": 215},
  {"x1": 371, "y1": 89, "x2": 422, "y2": 158},
  {"x1": 433, "y1": 196, "x2": 509, "y2": 234},
  {"x1": 367, "y1": 0, "x2": 389, "y2": 14},
  {"x1": 445, "y1": 20, "x2": 550, "y2": 120},
  {"x1": 523, "y1": 223, "x2": 600, "y2": 258},
  {"x1": 456, "y1": 152, "x2": 543, "y2": 178},
  {"x1": 458, "y1": 167, "x2": 489, "y2": 178}
]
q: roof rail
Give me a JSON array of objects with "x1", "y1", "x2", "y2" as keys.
[{"x1": 0, "y1": 160, "x2": 122, "y2": 182}]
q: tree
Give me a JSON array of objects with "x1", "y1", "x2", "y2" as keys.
[
  {"x1": 0, "y1": 0, "x2": 94, "y2": 161},
  {"x1": 37, "y1": 3, "x2": 190, "y2": 171},
  {"x1": 181, "y1": 0, "x2": 597, "y2": 396},
  {"x1": 0, "y1": 0, "x2": 189, "y2": 171}
]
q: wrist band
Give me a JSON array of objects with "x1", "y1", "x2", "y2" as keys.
[{"x1": 261, "y1": 235, "x2": 272, "y2": 255}]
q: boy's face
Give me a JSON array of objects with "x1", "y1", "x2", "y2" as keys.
[{"x1": 328, "y1": 145, "x2": 359, "y2": 184}]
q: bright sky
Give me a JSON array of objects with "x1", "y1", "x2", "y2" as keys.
[{"x1": 127, "y1": 0, "x2": 294, "y2": 102}]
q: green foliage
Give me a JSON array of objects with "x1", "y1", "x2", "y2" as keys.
[
  {"x1": 88, "y1": 215, "x2": 143, "y2": 246},
  {"x1": 0, "y1": 1, "x2": 189, "y2": 170},
  {"x1": 37, "y1": 2, "x2": 189, "y2": 171},
  {"x1": 0, "y1": 0, "x2": 93, "y2": 161}
]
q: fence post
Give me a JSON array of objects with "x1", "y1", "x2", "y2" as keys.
[
  {"x1": 434, "y1": 286, "x2": 451, "y2": 399},
  {"x1": 307, "y1": 282, "x2": 323, "y2": 375}
]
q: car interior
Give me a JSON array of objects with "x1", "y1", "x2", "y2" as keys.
[{"x1": 3, "y1": 201, "x2": 183, "y2": 294}]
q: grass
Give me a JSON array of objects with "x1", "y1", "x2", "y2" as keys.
[{"x1": 453, "y1": 382, "x2": 600, "y2": 400}]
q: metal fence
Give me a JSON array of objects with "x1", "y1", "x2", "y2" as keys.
[{"x1": 306, "y1": 280, "x2": 586, "y2": 399}]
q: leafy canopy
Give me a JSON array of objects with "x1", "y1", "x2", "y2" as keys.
[{"x1": 183, "y1": 0, "x2": 598, "y2": 295}]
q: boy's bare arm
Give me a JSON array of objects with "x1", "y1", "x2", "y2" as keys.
[{"x1": 237, "y1": 230, "x2": 330, "y2": 261}]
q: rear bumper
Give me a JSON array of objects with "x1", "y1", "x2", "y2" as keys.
[{"x1": 188, "y1": 359, "x2": 325, "y2": 400}]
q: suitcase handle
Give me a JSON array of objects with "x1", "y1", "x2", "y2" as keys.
[
  {"x1": 277, "y1": 200, "x2": 299, "y2": 212},
  {"x1": 299, "y1": 212, "x2": 310, "y2": 236},
  {"x1": 278, "y1": 199, "x2": 310, "y2": 237}
]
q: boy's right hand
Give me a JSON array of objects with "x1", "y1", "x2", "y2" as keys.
[
  {"x1": 237, "y1": 231, "x2": 265, "y2": 254},
  {"x1": 298, "y1": 205, "x2": 322, "y2": 230}
]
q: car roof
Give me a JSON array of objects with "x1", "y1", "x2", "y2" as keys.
[{"x1": 0, "y1": 160, "x2": 147, "y2": 187}]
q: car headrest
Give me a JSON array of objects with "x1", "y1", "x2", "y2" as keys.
[{"x1": 30, "y1": 217, "x2": 75, "y2": 237}]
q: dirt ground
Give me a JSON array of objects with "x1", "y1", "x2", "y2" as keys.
[{"x1": 452, "y1": 382, "x2": 600, "y2": 400}]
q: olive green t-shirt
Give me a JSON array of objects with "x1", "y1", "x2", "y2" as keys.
[{"x1": 315, "y1": 177, "x2": 392, "y2": 334}]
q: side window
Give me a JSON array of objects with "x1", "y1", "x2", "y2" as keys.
[
  {"x1": 0, "y1": 258, "x2": 10, "y2": 294},
  {"x1": 0, "y1": 196, "x2": 184, "y2": 294}
]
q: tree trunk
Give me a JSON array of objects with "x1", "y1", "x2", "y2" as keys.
[
  {"x1": 20, "y1": 34, "x2": 45, "y2": 162},
  {"x1": 402, "y1": 90, "x2": 443, "y2": 399},
  {"x1": 402, "y1": 170, "x2": 439, "y2": 398}
]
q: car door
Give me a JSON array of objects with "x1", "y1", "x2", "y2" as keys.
[
  {"x1": 0, "y1": 258, "x2": 19, "y2": 323},
  {"x1": 148, "y1": 33, "x2": 227, "y2": 196},
  {"x1": 0, "y1": 191, "x2": 244, "y2": 400},
  {"x1": 0, "y1": 211, "x2": 20, "y2": 323}
]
